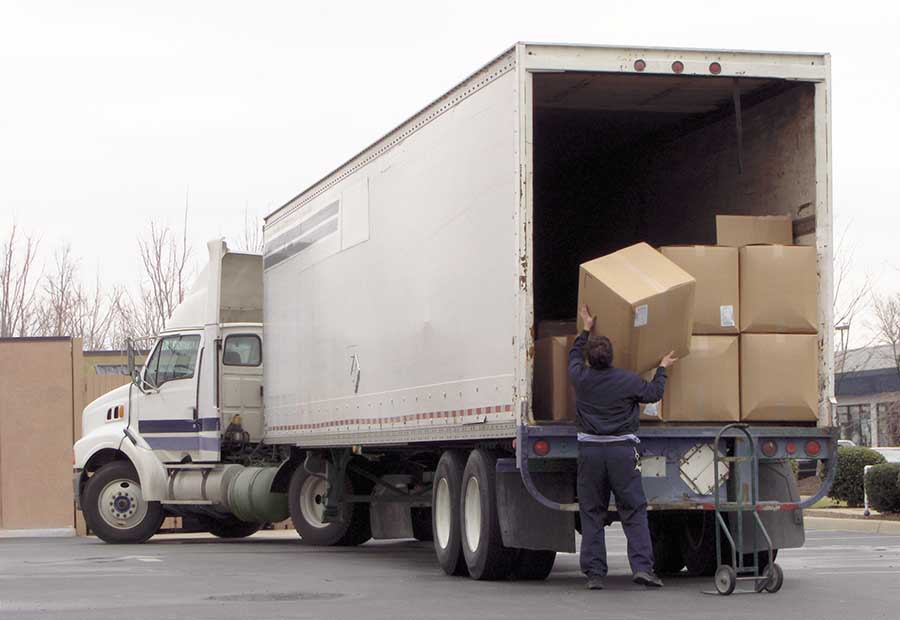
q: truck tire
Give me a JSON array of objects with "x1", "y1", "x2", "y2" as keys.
[
  {"x1": 510, "y1": 549, "x2": 556, "y2": 580},
  {"x1": 432, "y1": 451, "x2": 468, "y2": 576},
  {"x1": 205, "y1": 516, "x2": 261, "y2": 539},
  {"x1": 460, "y1": 450, "x2": 516, "y2": 580},
  {"x1": 288, "y1": 466, "x2": 370, "y2": 546},
  {"x1": 411, "y1": 507, "x2": 434, "y2": 542},
  {"x1": 82, "y1": 461, "x2": 164, "y2": 544}
]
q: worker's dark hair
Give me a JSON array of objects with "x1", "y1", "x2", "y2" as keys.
[{"x1": 587, "y1": 336, "x2": 613, "y2": 369}]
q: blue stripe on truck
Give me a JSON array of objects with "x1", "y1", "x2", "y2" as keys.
[{"x1": 138, "y1": 418, "x2": 220, "y2": 433}]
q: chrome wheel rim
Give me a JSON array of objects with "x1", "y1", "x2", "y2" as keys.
[
  {"x1": 463, "y1": 476, "x2": 481, "y2": 553},
  {"x1": 299, "y1": 475, "x2": 330, "y2": 529},
  {"x1": 98, "y1": 478, "x2": 147, "y2": 530}
]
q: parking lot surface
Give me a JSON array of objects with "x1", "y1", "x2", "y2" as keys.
[{"x1": 1, "y1": 525, "x2": 898, "y2": 620}]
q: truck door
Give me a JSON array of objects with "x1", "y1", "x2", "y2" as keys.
[
  {"x1": 219, "y1": 333, "x2": 264, "y2": 441},
  {"x1": 137, "y1": 333, "x2": 218, "y2": 462}
]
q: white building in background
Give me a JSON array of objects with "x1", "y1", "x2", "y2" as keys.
[{"x1": 835, "y1": 345, "x2": 900, "y2": 447}]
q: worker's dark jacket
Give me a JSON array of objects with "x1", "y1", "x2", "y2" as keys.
[{"x1": 568, "y1": 330, "x2": 667, "y2": 436}]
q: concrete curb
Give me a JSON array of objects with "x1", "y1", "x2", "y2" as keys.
[
  {"x1": 805, "y1": 516, "x2": 900, "y2": 535},
  {"x1": 0, "y1": 528, "x2": 76, "y2": 539}
]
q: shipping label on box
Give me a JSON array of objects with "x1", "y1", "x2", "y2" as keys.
[
  {"x1": 533, "y1": 335, "x2": 577, "y2": 422},
  {"x1": 665, "y1": 336, "x2": 740, "y2": 422},
  {"x1": 661, "y1": 246, "x2": 739, "y2": 335},
  {"x1": 576, "y1": 243, "x2": 695, "y2": 375},
  {"x1": 716, "y1": 215, "x2": 793, "y2": 247},
  {"x1": 740, "y1": 334, "x2": 818, "y2": 422},
  {"x1": 740, "y1": 245, "x2": 817, "y2": 334}
]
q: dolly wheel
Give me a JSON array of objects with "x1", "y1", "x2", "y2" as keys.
[
  {"x1": 714, "y1": 565, "x2": 736, "y2": 596},
  {"x1": 764, "y1": 563, "x2": 784, "y2": 593}
]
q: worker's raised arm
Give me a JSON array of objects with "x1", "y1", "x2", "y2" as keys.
[
  {"x1": 569, "y1": 305, "x2": 595, "y2": 383},
  {"x1": 634, "y1": 351, "x2": 678, "y2": 403}
]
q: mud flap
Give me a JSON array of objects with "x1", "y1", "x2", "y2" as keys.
[
  {"x1": 496, "y1": 470, "x2": 575, "y2": 552},
  {"x1": 733, "y1": 460, "x2": 805, "y2": 553}
]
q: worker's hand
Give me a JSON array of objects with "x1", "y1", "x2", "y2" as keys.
[
  {"x1": 659, "y1": 351, "x2": 678, "y2": 368},
  {"x1": 579, "y1": 304, "x2": 595, "y2": 333}
]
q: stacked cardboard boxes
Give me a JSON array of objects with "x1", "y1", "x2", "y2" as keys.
[{"x1": 532, "y1": 218, "x2": 818, "y2": 424}]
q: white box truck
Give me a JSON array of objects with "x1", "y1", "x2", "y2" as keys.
[{"x1": 74, "y1": 42, "x2": 837, "y2": 581}]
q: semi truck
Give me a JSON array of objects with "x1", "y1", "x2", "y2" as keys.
[{"x1": 74, "y1": 42, "x2": 837, "y2": 581}]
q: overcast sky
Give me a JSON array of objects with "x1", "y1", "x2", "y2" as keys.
[{"x1": 1, "y1": 1, "x2": 897, "y2": 346}]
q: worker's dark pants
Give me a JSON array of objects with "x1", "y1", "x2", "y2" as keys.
[{"x1": 578, "y1": 442, "x2": 654, "y2": 577}]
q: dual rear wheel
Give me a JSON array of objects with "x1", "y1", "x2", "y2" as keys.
[{"x1": 432, "y1": 449, "x2": 556, "y2": 581}]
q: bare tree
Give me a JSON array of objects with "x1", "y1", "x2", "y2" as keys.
[
  {"x1": 870, "y1": 292, "x2": 900, "y2": 383},
  {"x1": 0, "y1": 224, "x2": 41, "y2": 337},
  {"x1": 35, "y1": 244, "x2": 80, "y2": 337},
  {"x1": 238, "y1": 206, "x2": 264, "y2": 254},
  {"x1": 134, "y1": 215, "x2": 192, "y2": 336},
  {"x1": 832, "y1": 223, "x2": 875, "y2": 393}
]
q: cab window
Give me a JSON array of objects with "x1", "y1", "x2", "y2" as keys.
[
  {"x1": 144, "y1": 335, "x2": 201, "y2": 388},
  {"x1": 223, "y1": 334, "x2": 262, "y2": 367}
]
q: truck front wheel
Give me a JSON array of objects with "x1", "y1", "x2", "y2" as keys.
[
  {"x1": 288, "y1": 466, "x2": 370, "y2": 546},
  {"x1": 82, "y1": 461, "x2": 164, "y2": 544}
]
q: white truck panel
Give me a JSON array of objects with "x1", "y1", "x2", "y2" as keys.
[{"x1": 264, "y1": 61, "x2": 520, "y2": 445}]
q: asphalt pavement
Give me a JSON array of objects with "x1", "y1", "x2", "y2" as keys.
[{"x1": 0, "y1": 525, "x2": 897, "y2": 620}]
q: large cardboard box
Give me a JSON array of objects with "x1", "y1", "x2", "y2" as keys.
[
  {"x1": 716, "y1": 215, "x2": 793, "y2": 247},
  {"x1": 533, "y1": 335, "x2": 577, "y2": 421},
  {"x1": 665, "y1": 336, "x2": 740, "y2": 422},
  {"x1": 740, "y1": 245, "x2": 817, "y2": 334},
  {"x1": 577, "y1": 243, "x2": 695, "y2": 375},
  {"x1": 741, "y1": 334, "x2": 818, "y2": 422},
  {"x1": 660, "y1": 246, "x2": 739, "y2": 335},
  {"x1": 537, "y1": 319, "x2": 577, "y2": 339}
]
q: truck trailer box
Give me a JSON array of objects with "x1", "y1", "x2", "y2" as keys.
[
  {"x1": 660, "y1": 245, "x2": 739, "y2": 335},
  {"x1": 533, "y1": 335, "x2": 576, "y2": 422},
  {"x1": 664, "y1": 335, "x2": 740, "y2": 422},
  {"x1": 740, "y1": 245, "x2": 818, "y2": 334},
  {"x1": 576, "y1": 243, "x2": 695, "y2": 375},
  {"x1": 716, "y1": 215, "x2": 794, "y2": 247},
  {"x1": 741, "y1": 333, "x2": 818, "y2": 422}
]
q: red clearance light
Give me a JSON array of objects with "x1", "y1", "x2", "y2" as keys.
[
  {"x1": 511, "y1": 438, "x2": 517, "y2": 450},
  {"x1": 672, "y1": 60, "x2": 685, "y2": 74},
  {"x1": 634, "y1": 59, "x2": 647, "y2": 72},
  {"x1": 761, "y1": 440, "x2": 778, "y2": 457},
  {"x1": 533, "y1": 439, "x2": 551, "y2": 456},
  {"x1": 709, "y1": 62, "x2": 722, "y2": 75},
  {"x1": 805, "y1": 440, "x2": 822, "y2": 457},
  {"x1": 785, "y1": 441, "x2": 797, "y2": 455}
]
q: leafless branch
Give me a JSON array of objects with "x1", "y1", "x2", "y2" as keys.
[{"x1": 0, "y1": 224, "x2": 41, "y2": 337}]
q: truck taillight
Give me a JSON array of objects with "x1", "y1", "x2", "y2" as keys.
[
  {"x1": 785, "y1": 441, "x2": 797, "y2": 455},
  {"x1": 533, "y1": 439, "x2": 550, "y2": 457},
  {"x1": 709, "y1": 62, "x2": 722, "y2": 75},
  {"x1": 805, "y1": 440, "x2": 821, "y2": 457},
  {"x1": 760, "y1": 440, "x2": 778, "y2": 457},
  {"x1": 671, "y1": 60, "x2": 684, "y2": 74},
  {"x1": 634, "y1": 59, "x2": 646, "y2": 72}
]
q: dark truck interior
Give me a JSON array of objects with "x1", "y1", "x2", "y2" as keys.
[{"x1": 531, "y1": 71, "x2": 817, "y2": 327}]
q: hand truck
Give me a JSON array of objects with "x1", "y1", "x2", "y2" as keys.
[{"x1": 709, "y1": 423, "x2": 784, "y2": 595}]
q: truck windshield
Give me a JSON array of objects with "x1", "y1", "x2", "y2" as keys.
[{"x1": 144, "y1": 334, "x2": 201, "y2": 388}]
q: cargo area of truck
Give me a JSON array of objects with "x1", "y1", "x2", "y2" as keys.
[{"x1": 531, "y1": 71, "x2": 817, "y2": 328}]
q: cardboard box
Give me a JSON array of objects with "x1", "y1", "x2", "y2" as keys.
[
  {"x1": 661, "y1": 246, "x2": 739, "y2": 335},
  {"x1": 716, "y1": 215, "x2": 793, "y2": 247},
  {"x1": 537, "y1": 319, "x2": 577, "y2": 339},
  {"x1": 533, "y1": 335, "x2": 577, "y2": 421},
  {"x1": 665, "y1": 336, "x2": 740, "y2": 422},
  {"x1": 740, "y1": 245, "x2": 817, "y2": 334},
  {"x1": 576, "y1": 242, "x2": 695, "y2": 374},
  {"x1": 741, "y1": 334, "x2": 818, "y2": 422}
]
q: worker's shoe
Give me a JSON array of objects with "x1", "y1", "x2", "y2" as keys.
[
  {"x1": 632, "y1": 571, "x2": 664, "y2": 588},
  {"x1": 586, "y1": 576, "x2": 605, "y2": 590}
]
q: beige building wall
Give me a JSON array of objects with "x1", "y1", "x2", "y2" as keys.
[{"x1": 0, "y1": 337, "x2": 81, "y2": 530}]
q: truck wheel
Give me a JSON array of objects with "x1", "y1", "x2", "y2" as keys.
[
  {"x1": 288, "y1": 466, "x2": 370, "y2": 546},
  {"x1": 680, "y1": 512, "x2": 718, "y2": 576},
  {"x1": 649, "y1": 513, "x2": 685, "y2": 574},
  {"x1": 460, "y1": 450, "x2": 516, "y2": 580},
  {"x1": 510, "y1": 549, "x2": 556, "y2": 580},
  {"x1": 205, "y1": 516, "x2": 261, "y2": 539},
  {"x1": 411, "y1": 507, "x2": 434, "y2": 542},
  {"x1": 82, "y1": 461, "x2": 164, "y2": 544},
  {"x1": 432, "y1": 451, "x2": 468, "y2": 576}
]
